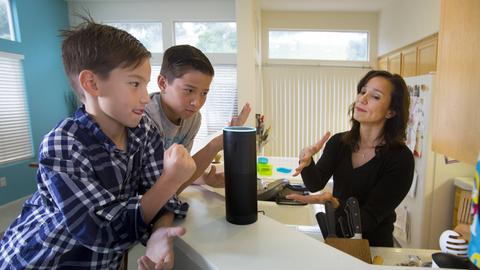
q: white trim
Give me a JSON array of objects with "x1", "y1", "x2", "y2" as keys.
[
  {"x1": 4, "y1": 0, "x2": 15, "y2": 41},
  {"x1": 0, "y1": 51, "x2": 24, "y2": 60},
  {"x1": 265, "y1": 59, "x2": 371, "y2": 68}
]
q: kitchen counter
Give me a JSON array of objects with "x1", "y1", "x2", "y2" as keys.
[{"x1": 172, "y1": 185, "x2": 438, "y2": 269}]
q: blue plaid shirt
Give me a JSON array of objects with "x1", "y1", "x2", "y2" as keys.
[{"x1": 0, "y1": 106, "x2": 188, "y2": 269}]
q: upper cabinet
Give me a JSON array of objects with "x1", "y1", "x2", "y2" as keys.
[
  {"x1": 431, "y1": 0, "x2": 480, "y2": 165},
  {"x1": 378, "y1": 34, "x2": 438, "y2": 77},
  {"x1": 401, "y1": 46, "x2": 417, "y2": 78},
  {"x1": 417, "y1": 37, "x2": 437, "y2": 75},
  {"x1": 387, "y1": 52, "x2": 402, "y2": 75}
]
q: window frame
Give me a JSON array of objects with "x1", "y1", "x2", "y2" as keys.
[
  {"x1": 0, "y1": 0, "x2": 16, "y2": 41},
  {"x1": 266, "y1": 28, "x2": 371, "y2": 68}
]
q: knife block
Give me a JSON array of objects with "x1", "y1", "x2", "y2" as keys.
[{"x1": 324, "y1": 238, "x2": 372, "y2": 264}]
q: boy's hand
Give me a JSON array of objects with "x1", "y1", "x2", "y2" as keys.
[
  {"x1": 163, "y1": 144, "x2": 196, "y2": 185},
  {"x1": 137, "y1": 226, "x2": 186, "y2": 270},
  {"x1": 193, "y1": 166, "x2": 225, "y2": 188},
  {"x1": 229, "y1": 102, "x2": 251, "y2": 126}
]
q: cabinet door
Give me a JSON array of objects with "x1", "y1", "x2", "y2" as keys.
[
  {"x1": 401, "y1": 47, "x2": 417, "y2": 77},
  {"x1": 387, "y1": 52, "x2": 401, "y2": 75},
  {"x1": 417, "y1": 37, "x2": 437, "y2": 75},
  {"x1": 378, "y1": 56, "x2": 388, "y2": 71},
  {"x1": 432, "y1": 0, "x2": 480, "y2": 165}
]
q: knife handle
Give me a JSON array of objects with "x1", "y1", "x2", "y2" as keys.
[
  {"x1": 346, "y1": 197, "x2": 362, "y2": 239},
  {"x1": 325, "y1": 201, "x2": 337, "y2": 238},
  {"x1": 338, "y1": 216, "x2": 350, "y2": 238},
  {"x1": 315, "y1": 212, "x2": 329, "y2": 239}
]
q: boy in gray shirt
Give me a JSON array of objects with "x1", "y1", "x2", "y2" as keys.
[{"x1": 145, "y1": 45, "x2": 250, "y2": 192}]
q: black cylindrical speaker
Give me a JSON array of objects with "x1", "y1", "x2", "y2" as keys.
[{"x1": 223, "y1": 126, "x2": 257, "y2": 225}]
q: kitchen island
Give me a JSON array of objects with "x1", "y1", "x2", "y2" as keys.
[{"x1": 170, "y1": 185, "x2": 437, "y2": 269}]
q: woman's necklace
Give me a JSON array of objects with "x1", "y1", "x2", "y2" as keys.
[{"x1": 358, "y1": 145, "x2": 376, "y2": 159}]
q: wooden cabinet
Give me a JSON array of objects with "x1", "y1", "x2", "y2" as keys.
[
  {"x1": 417, "y1": 37, "x2": 437, "y2": 75},
  {"x1": 387, "y1": 52, "x2": 401, "y2": 75},
  {"x1": 401, "y1": 47, "x2": 417, "y2": 77},
  {"x1": 432, "y1": 0, "x2": 480, "y2": 165},
  {"x1": 378, "y1": 56, "x2": 387, "y2": 71},
  {"x1": 377, "y1": 34, "x2": 437, "y2": 77}
]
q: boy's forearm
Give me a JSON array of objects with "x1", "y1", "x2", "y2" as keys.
[
  {"x1": 152, "y1": 212, "x2": 174, "y2": 230},
  {"x1": 141, "y1": 175, "x2": 181, "y2": 224},
  {"x1": 177, "y1": 136, "x2": 222, "y2": 193}
]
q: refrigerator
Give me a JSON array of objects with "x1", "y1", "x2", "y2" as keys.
[{"x1": 393, "y1": 74, "x2": 475, "y2": 249}]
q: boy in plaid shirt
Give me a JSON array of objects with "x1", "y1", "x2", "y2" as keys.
[{"x1": 0, "y1": 20, "x2": 194, "y2": 269}]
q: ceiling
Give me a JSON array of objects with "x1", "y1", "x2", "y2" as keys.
[{"x1": 260, "y1": 0, "x2": 395, "y2": 12}]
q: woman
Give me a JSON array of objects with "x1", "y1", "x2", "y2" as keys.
[{"x1": 287, "y1": 70, "x2": 414, "y2": 247}]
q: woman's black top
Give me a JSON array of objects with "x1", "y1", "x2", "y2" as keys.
[{"x1": 301, "y1": 132, "x2": 414, "y2": 246}]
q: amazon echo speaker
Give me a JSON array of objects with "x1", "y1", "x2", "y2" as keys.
[{"x1": 223, "y1": 126, "x2": 257, "y2": 225}]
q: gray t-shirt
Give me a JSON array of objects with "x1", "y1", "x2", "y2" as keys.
[{"x1": 145, "y1": 92, "x2": 201, "y2": 152}]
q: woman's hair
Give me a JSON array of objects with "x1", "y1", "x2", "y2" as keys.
[{"x1": 342, "y1": 70, "x2": 410, "y2": 154}]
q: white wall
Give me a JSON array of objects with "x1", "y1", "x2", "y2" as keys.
[
  {"x1": 378, "y1": 0, "x2": 440, "y2": 56},
  {"x1": 261, "y1": 11, "x2": 378, "y2": 68},
  {"x1": 236, "y1": 0, "x2": 262, "y2": 126}
]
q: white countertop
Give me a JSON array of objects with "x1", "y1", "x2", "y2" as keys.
[{"x1": 173, "y1": 185, "x2": 438, "y2": 270}]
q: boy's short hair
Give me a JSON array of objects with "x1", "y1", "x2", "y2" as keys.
[
  {"x1": 61, "y1": 19, "x2": 151, "y2": 102},
  {"x1": 160, "y1": 45, "x2": 214, "y2": 83}
]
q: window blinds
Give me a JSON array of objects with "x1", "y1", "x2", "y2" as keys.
[
  {"x1": 195, "y1": 65, "x2": 238, "y2": 144},
  {"x1": 0, "y1": 52, "x2": 33, "y2": 164}
]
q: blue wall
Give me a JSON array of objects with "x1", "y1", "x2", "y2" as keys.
[{"x1": 0, "y1": 0, "x2": 70, "y2": 205}]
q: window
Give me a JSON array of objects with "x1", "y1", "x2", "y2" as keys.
[
  {"x1": 195, "y1": 65, "x2": 237, "y2": 142},
  {"x1": 0, "y1": 52, "x2": 33, "y2": 164},
  {"x1": 0, "y1": 0, "x2": 15, "y2": 41},
  {"x1": 174, "y1": 22, "x2": 236, "y2": 53},
  {"x1": 269, "y1": 30, "x2": 368, "y2": 62},
  {"x1": 107, "y1": 22, "x2": 163, "y2": 53},
  {"x1": 174, "y1": 22, "x2": 238, "y2": 149},
  {"x1": 119, "y1": 21, "x2": 238, "y2": 151},
  {"x1": 147, "y1": 65, "x2": 161, "y2": 93}
]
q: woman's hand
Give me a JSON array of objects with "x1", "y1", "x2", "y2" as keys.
[
  {"x1": 292, "y1": 132, "x2": 331, "y2": 176},
  {"x1": 286, "y1": 191, "x2": 339, "y2": 209}
]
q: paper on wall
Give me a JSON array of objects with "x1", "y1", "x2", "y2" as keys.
[
  {"x1": 407, "y1": 170, "x2": 418, "y2": 198},
  {"x1": 394, "y1": 206, "x2": 410, "y2": 245}
]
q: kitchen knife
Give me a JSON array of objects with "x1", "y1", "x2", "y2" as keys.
[
  {"x1": 338, "y1": 216, "x2": 350, "y2": 238},
  {"x1": 324, "y1": 201, "x2": 337, "y2": 238},
  {"x1": 315, "y1": 212, "x2": 329, "y2": 239},
  {"x1": 346, "y1": 197, "x2": 362, "y2": 239}
]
